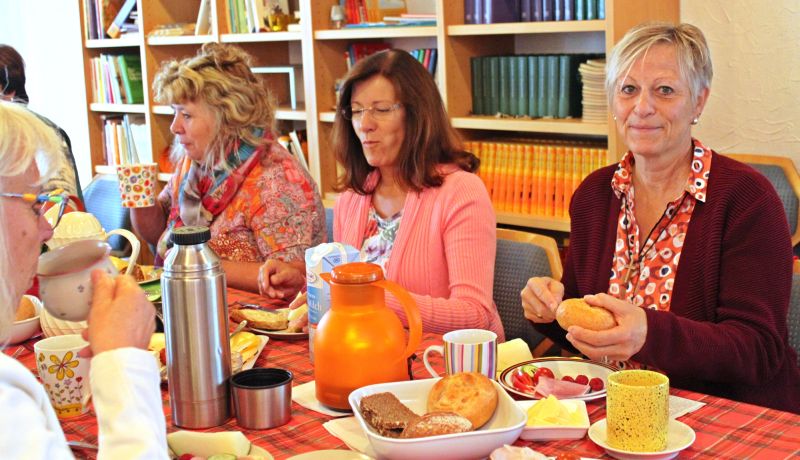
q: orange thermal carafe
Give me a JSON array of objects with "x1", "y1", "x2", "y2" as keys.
[{"x1": 314, "y1": 262, "x2": 422, "y2": 410}]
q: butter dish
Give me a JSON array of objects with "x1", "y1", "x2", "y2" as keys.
[{"x1": 516, "y1": 399, "x2": 590, "y2": 441}]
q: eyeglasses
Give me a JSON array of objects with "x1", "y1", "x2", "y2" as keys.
[
  {"x1": 341, "y1": 102, "x2": 402, "y2": 121},
  {"x1": 0, "y1": 191, "x2": 69, "y2": 228}
]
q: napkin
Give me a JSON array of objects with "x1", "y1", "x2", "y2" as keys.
[
  {"x1": 497, "y1": 338, "x2": 534, "y2": 378},
  {"x1": 323, "y1": 416, "x2": 377, "y2": 458},
  {"x1": 669, "y1": 395, "x2": 706, "y2": 419},
  {"x1": 292, "y1": 380, "x2": 353, "y2": 417}
]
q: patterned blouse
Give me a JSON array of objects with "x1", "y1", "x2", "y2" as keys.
[
  {"x1": 609, "y1": 139, "x2": 713, "y2": 311},
  {"x1": 359, "y1": 206, "x2": 403, "y2": 272},
  {"x1": 158, "y1": 142, "x2": 325, "y2": 263}
]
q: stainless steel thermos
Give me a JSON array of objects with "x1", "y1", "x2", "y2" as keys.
[{"x1": 161, "y1": 226, "x2": 231, "y2": 428}]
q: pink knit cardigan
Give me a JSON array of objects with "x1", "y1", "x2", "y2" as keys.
[{"x1": 334, "y1": 166, "x2": 505, "y2": 339}]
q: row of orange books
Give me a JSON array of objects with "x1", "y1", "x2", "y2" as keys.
[{"x1": 466, "y1": 140, "x2": 609, "y2": 218}]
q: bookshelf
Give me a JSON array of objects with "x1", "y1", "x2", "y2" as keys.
[{"x1": 77, "y1": 0, "x2": 679, "y2": 234}]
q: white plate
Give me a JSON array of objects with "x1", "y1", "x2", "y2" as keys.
[
  {"x1": 516, "y1": 399, "x2": 590, "y2": 441},
  {"x1": 588, "y1": 418, "x2": 696, "y2": 460},
  {"x1": 349, "y1": 378, "x2": 526, "y2": 460},
  {"x1": 247, "y1": 325, "x2": 308, "y2": 341},
  {"x1": 499, "y1": 357, "x2": 618, "y2": 401},
  {"x1": 150, "y1": 335, "x2": 268, "y2": 382},
  {"x1": 287, "y1": 450, "x2": 373, "y2": 460}
]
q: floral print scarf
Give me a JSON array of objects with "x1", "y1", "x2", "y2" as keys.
[{"x1": 157, "y1": 129, "x2": 267, "y2": 261}]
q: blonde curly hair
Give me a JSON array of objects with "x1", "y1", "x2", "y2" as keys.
[{"x1": 152, "y1": 43, "x2": 276, "y2": 170}]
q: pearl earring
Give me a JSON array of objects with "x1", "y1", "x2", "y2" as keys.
[
  {"x1": 613, "y1": 115, "x2": 618, "y2": 121},
  {"x1": 691, "y1": 117, "x2": 699, "y2": 125}
]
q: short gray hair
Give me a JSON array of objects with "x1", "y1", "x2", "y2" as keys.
[
  {"x1": 0, "y1": 100, "x2": 61, "y2": 341},
  {"x1": 606, "y1": 22, "x2": 713, "y2": 105}
]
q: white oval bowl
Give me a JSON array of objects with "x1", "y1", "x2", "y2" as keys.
[
  {"x1": 39, "y1": 307, "x2": 88, "y2": 338},
  {"x1": 7, "y1": 295, "x2": 43, "y2": 345}
]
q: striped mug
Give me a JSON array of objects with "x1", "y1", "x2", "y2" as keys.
[{"x1": 423, "y1": 329, "x2": 497, "y2": 379}]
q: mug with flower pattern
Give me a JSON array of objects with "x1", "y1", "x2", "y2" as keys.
[
  {"x1": 116, "y1": 163, "x2": 157, "y2": 208},
  {"x1": 34, "y1": 334, "x2": 92, "y2": 419}
]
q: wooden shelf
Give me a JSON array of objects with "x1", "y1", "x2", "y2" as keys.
[
  {"x1": 448, "y1": 20, "x2": 605, "y2": 36},
  {"x1": 221, "y1": 32, "x2": 302, "y2": 42},
  {"x1": 496, "y1": 211, "x2": 570, "y2": 232},
  {"x1": 147, "y1": 35, "x2": 215, "y2": 46},
  {"x1": 94, "y1": 164, "x2": 116, "y2": 175},
  {"x1": 152, "y1": 105, "x2": 173, "y2": 115},
  {"x1": 275, "y1": 106, "x2": 307, "y2": 120},
  {"x1": 157, "y1": 173, "x2": 173, "y2": 182},
  {"x1": 89, "y1": 103, "x2": 146, "y2": 114},
  {"x1": 315, "y1": 26, "x2": 437, "y2": 40},
  {"x1": 450, "y1": 116, "x2": 608, "y2": 136},
  {"x1": 85, "y1": 36, "x2": 140, "y2": 48}
]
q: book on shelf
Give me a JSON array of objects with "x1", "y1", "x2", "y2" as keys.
[
  {"x1": 483, "y1": 0, "x2": 519, "y2": 24},
  {"x1": 106, "y1": 0, "x2": 136, "y2": 38},
  {"x1": 195, "y1": 0, "x2": 212, "y2": 35},
  {"x1": 117, "y1": 54, "x2": 144, "y2": 104}
]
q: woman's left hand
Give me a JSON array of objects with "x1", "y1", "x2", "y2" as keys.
[
  {"x1": 564, "y1": 293, "x2": 648, "y2": 362},
  {"x1": 258, "y1": 259, "x2": 306, "y2": 299}
]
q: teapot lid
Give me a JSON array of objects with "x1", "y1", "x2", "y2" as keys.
[
  {"x1": 331, "y1": 262, "x2": 384, "y2": 284},
  {"x1": 48, "y1": 211, "x2": 104, "y2": 237}
]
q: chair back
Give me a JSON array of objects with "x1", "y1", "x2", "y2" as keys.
[
  {"x1": 726, "y1": 154, "x2": 800, "y2": 248},
  {"x1": 494, "y1": 228, "x2": 563, "y2": 356},
  {"x1": 325, "y1": 206, "x2": 334, "y2": 243},
  {"x1": 81, "y1": 174, "x2": 132, "y2": 255},
  {"x1": 790, "y1": 274, "x2": 800, "y2": 365}
]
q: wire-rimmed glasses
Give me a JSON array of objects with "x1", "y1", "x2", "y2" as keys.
[
  {"x1": 340, "y1": 102, "x2": 402, "y2": 121},
  {"x1": 0, "y1": 191, "x2": 69, "y2": 228}
]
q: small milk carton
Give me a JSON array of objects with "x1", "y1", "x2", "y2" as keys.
[{"x1": 305, "y1": 242, "x2": 360, "y2": 362}]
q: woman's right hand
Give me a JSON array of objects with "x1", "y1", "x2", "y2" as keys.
[
  {"x1": 520, "y1": 276, "x2": 564, "y2": 323},
  {"x1": 80, "y1": 270, "x2": 155, "y2": 358}
]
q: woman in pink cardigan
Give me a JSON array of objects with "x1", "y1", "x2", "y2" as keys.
[{"x1": 328, "y1": 49, "x2": 503, "y2": 338}]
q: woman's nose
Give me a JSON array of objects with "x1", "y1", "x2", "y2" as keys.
[
  {"x1": 170, "y1": 114, "x2": 182, "y2": 134},
  {"x1": 40, "y1": 215, "x2": 54, "y2": 242},
  {"x1": 357, "y1": 112, "x2": 377, "y2": 131},
  {"x1": 633, "y1": 91, "x2": 655, "y2": 116}
]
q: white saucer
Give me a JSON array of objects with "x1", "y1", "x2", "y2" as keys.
[
  {"x1": 587, "y1": 418, "x2": 696, "y2": 460},
  {"x1": 287, "y1": 449, "x2": 372, "y2": 460}
]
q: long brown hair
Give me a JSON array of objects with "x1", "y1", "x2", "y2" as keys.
[{"x1": 332, "y1": 49, "x2": 478, "y2": 194}]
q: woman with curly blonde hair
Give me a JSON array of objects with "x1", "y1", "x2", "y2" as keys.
[{"x1": 133, "y1": 43, "x2": 325, "y2": 297}]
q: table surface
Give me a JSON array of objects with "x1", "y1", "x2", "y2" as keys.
[{"x1": 7, "y1": 288, "x2": 800, "y2": 459}]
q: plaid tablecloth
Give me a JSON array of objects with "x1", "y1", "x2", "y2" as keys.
[{"x1": 7, "y1": 287, "x2": 800, "y2": 459}]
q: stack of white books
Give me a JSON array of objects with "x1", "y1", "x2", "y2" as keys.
[{"x1": 579, "y1": 59, "x2": 607, "y2": 123}]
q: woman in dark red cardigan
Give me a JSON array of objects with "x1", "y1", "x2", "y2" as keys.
[{"x1": 521, "y1": 22, "x2": 800, "y2": 413}]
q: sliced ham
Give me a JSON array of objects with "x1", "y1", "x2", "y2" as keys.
[{"x1": 533, "y1": 376, "x2": 590, "y2": 399}]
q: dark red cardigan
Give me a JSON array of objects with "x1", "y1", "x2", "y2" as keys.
[{"x1": 536, "y1": 151, "x2": 800, "y2": 414}]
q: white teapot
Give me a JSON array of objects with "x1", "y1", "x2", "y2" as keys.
[{"x1": 43, "y1": 210, "x2": 140, "y2": 274}]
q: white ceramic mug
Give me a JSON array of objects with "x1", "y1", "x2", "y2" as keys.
[
  {"x1": 34, "y1": 334, "x2": 92, "y2": 419},
  {"x1": 423, "y1": 329, "x2": 498, "y2": 379},
  {"x1": 37, "y1": 240, "x2": 117, "y2": 321}
]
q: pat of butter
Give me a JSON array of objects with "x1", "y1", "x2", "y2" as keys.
[
  {"x1": 167, "y1": 431, "x2": 251, "y2": 457},
  {"x1": 526, "y1": 395, "x2": 583, "y2": 426},
  {"x1": 497, "y1": 338, "x2": 533, "y2": 379}
]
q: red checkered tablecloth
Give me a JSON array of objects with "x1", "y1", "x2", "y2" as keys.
[{"x1": 7, "y1": 288, "x2": 800, "y2": 459}]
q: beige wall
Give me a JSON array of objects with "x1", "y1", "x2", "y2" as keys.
[{"x1": 682, "y1": 0, "x2": 800, "y2": 169}]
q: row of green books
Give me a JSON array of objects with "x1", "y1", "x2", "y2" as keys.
[
  {"x1": 90, "y1": 54, "x2": 143, "y2": 105},
  {"x1": 470, "y1": 54, "x2": 599, "y2": 119}
]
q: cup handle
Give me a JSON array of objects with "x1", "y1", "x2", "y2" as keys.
[
  {"x1": 422, "y1": 345, "x2": 444, "y2": 378},
  {"x1": 106, "y1": 229, "x2": 141, "y2": 274}
]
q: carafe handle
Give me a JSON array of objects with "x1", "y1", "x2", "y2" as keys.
[
  {"x1": 105, "y1": 228, "x2": 141, "y2": 275},
  {"x1": 374, "y1": 279, "x2": 422, "y2": 360}
]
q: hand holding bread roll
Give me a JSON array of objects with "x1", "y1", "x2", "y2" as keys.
[{"x1": 555, "y1": 298, "x2": 616, "y2": 331}]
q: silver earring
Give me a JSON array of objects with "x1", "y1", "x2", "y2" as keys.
[
  {"x1": 691, "y1": 117, "x2": 699, "y2": 125},
  {"x1": 613, "y1": 115, "x2": 618, "y2": 121}
]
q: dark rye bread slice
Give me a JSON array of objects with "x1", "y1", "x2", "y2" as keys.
[{"x1": 359, "y1": 392, "x2": 420, "y2": 438}]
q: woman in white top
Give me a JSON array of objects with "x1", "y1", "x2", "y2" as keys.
[{"x1": 0, "y1": 100, "x2": 167, "y2": 458}]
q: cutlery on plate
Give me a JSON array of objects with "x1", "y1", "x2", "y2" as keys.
[{"x1": 67, "y1": 440, "x2": 98, "y2": 451}]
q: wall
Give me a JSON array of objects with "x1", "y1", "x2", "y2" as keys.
[
  {"x1": 0, "y1": 0, "x2": 796, "y2": 185},
  {"x1": 682, "y1": 0, "x2": 799, "y2": 169},
  {"x1": 0, "y1": 1, "x2": 91, "y2": 188}
]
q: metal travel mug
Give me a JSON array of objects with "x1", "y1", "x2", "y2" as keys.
[
  {"x1": 162, "y1": 226, "x2": 232, "y2": 428},
  {"x1": 231, "y1": 368, "x2": 293, "y2": 429}
]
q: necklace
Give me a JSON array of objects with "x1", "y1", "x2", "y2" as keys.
[{"x1": 622, "y1": 191, "x2": 689, "y2": 286}]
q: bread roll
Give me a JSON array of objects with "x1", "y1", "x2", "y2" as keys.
[
  {"x1": 401, "y1": 412, "x2": 473, "y2": 438},
  {"x1": 230, "y1": 308, "x2": 288, "y2": 330},
  {"x1": 15, "y1": 296, "x2": 37, "y2": 322},
  {"x1": 427, "y1": 372, "x2": 498, "y2": 429},
  {"x1": 555, "y1": 298, "x2": 615, "y2": 331}
]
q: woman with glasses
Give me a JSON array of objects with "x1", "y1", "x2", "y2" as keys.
[
  {"x1": 325, "y1": 49, "x2": 504, "y2": 337},
  {"x1": 0, "y1": 100, "x2": 167, "y2": 457},
  {"x1": 133, "y1": 43, "x2": 325, "y2": 298}
]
